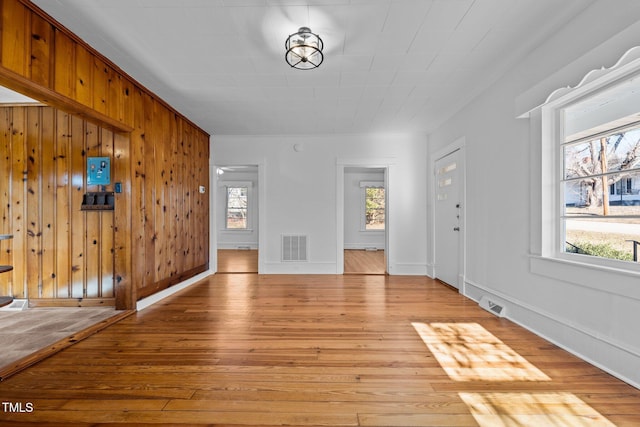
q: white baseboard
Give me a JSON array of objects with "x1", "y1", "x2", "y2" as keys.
[
  {"x1": 464, "y1": 279, "x2": 640, "y2": 390},
  {"x1": 388, "y1": 262, "x2": 428, "y2": 276},
  {"x1": 217, "y1": 243, "x2": 258, "y2": 250},
  {"x1": 262, "y1": 262, "x2": 337, "y2": 274},
  {"x1": 425, "y1": 263, "x2": 435, "y2": 278},
  {"x1": 344, "y1": 243, "x2": 385, "y2": 250},
  {"x1": 136, "y1": 270, "x2": 212, "y2": 311}
]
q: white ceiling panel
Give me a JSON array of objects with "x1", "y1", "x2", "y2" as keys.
[{"x1": 30, "y1": 0, "x2": 597, "y2": 136}]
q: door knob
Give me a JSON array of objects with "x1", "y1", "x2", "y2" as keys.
[{"x1": 453, "y1": 227, "x2": 460, "y2": 231}]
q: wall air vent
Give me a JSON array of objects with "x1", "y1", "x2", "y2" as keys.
[
  {"x1": 281, "y1": 235, "x2": 308, "y2": 262},
  {"x1": 479, "y1": 295, "x2": 506, "y2": 318}
]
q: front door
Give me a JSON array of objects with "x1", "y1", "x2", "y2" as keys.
[{"x1": 434, "y1": 150, "x2": 461, "y2": 288}]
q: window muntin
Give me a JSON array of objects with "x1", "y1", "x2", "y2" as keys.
[
  {"x1": 226, "y1": 186, "x2": 248, "y2": 229},
  {"x1": 364, "y1": 187, "x2": 385, "y2": 230},
  {"x1": 561, "y1": 124, "x2": 640, "y2": 262}
]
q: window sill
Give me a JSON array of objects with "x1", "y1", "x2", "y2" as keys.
[{"x1": 530, "y1": 254, "x2": 640, "y2": 299}]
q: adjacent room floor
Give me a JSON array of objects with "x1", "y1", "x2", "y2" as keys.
[
  {"x1": 0, "y1": 274, "x2": 638, "y2": 426},
  {"x1": 217, "y1": 249, "x2": 258, "y2": 273},
  {"x1": 344, "y1": 249, "x2": 386, "y2": 274},
  {"x1": 0, "y1": 306, "x2": 129, "y2": 380}
]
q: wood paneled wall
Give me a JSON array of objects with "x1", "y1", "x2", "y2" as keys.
[
  {"x1": 0, "y1": 0, "x2": 210, "y2": 309},
  {"x1": 0, "y1": 106, "x2": 115, "y2": 305}
]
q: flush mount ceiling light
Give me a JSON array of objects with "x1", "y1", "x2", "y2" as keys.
[{"x1": 285, "y1": 27, "x2": 323, "y2": 70}]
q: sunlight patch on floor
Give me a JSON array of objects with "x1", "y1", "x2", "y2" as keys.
[
  {"x1": 412, "y1": 322, "x2": 550, "y2": 381},
  {"x1": 459, "y1": 392, "x2": 615, "y2": 426}
]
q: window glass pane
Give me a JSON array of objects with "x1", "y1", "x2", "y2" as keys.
[
  {"x1": 226, "y1": 187, "x2": 247, "y2": 229},
  {"x1": 564, "y1": 218, "x2": 640, "y2": 262},
  {"x1": 564, "y1": 169, "x2": 640, "y2": 216},
  {"x1": 365, "y1": 187, "x2": 385, "y2": 230},
  {"x1": 564, "y1": 128, "x2": 640, "y2": 180},
  {"x1": 562, "y1": 121, "x2": 640, "y2": 263}
]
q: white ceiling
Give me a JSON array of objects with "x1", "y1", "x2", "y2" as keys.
[
  {"x1": 0, "y1": 86, "x2": 39, "y2": 104},
  {"x1": 32, "y1": 0, "x2": 594, "y2": 136}
]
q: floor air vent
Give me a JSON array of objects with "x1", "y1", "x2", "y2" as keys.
[
  {"x1": 479, "y1": 296, "x2": 506, "y2": 317},
  {"x1": 281, "y1": 235, "x2": 308, "y2": 262}
]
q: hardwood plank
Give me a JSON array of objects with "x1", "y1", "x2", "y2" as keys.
[
  {"x1": 217, "y1": 249, "x2": 258, "y2": 273},
  {"x1": 0, "y1": 275, "x2": 638, "y2": 426},
  {"x1": 344, "y1": 249, "x2": 386, "y2": 275}
]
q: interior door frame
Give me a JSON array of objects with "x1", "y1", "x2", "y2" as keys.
[
  {"x1": 336, "y1": 158, "x2": 394, "y2": 275},
  {"x1": 210, "y1": 162, "x2": 265, "y2": 274},
  {"x1": 430, "y1": 137, "x2": 466, "y2": 292}
]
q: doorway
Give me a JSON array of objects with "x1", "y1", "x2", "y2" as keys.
[
  {"x1": 215, "y1": 165, "x2": 259, "y2": 273},
  {"x1": 433, "y1": 143, "x2": 465, "y2": 289},
  {"x1": 343, "y1": 167, "x2": 387, "y2": 275}
]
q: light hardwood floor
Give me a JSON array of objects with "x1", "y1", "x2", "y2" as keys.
[
  {"x1": 0, "y1": 275, "x2": 638, "y2": 426},
  {"x1": 344, "y1": 250, "x2": 386, "y2": 275},
  {"x1": 217, "y1": 249, "x2": 258, "y2": 273}
]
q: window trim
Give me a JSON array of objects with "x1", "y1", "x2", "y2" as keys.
[{"x1": 531, "y1": 47, "x2": 640, "y2": 284}]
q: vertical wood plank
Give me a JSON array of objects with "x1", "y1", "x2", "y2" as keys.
[
  {"x1": 113, "y1": 130, "x2": 133, "y2": 309},
  {"x1": 75, "y1": 44, "x2": 93, "y2": 108},
  {"x1": 143, "y1": 94, "x2": 156, "y2": 290},
  {"x1": 25, "y1": 107, "x2": 41, "y2": 299},
  {"x1": 84, "y1": 122, "x2": 100, "y2": 298},
  {"x1": 29, "y1": 13, "x2": 53, "y2": 88},
  {"x1": 100, "y1": 127, "x2": 114, "y2": 298},
  {"x1": 92, "y1": 57, "x2": 108, "y2": 115},
  {"x1": 200, "y1": 132, "x2": 210, "y2": 266},
  {"x1": 154, "y1": 104, "x2": 168, "y2": 281},
  {"x1": 130, "y1": 86, "x2": 146, "y2": 296},
  {"x1": 55, "y1": 109, "x2": 71, "y2": 299},
  {"x1": 0, "y1": 107, "x2": 13, "y2": 296},
  {"x1": 183, "y1": 123, "x2": 194, "y2": 270},
  {"x1": 121, "y1": 78, "x2": 135, "y2": 128},
  {"x1": 53, "y1": 29, "x2": 75, "y2": 100},
  {"x1": 40, "y1": 107, "x2": 56, "y2": 298},
  {"x1": 1, "y1": 0, "x2": 29, "y2": 77},
  {"x1": 70, "y1": 115, "x2": 85, "y2": 298},
  {"x1": 108, "y1": 68, "x2": 122, "y2": 123},
  {"x1": 9, "y1": 107, "x2": 27, "y2": 298},
  {"x1": 174, "y1": 117, "x2": 184, "y2": 277}
]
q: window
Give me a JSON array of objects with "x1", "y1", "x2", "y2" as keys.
[
  {"x1": 364, "y1": 186, "x2": 385, "y2": 230},
  {"x1": 557, "y1": 74, "x2": 640, "y2": 265},
  {"x1": 562, "y1": 126, "x2": 640, "y2": 262},
  {"x1": 226, "y1": 186, "x2": 248, "y2": 229}
]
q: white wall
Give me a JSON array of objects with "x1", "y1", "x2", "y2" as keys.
[
  {"x1": 212, "y1": 134, "x2": 427, "y2": 275},
  {"x1": 344, "y1": 168, "x2": 385, "y2": 250},
  {"x1": 428, "y1": 0, "x2": 640, "y2": 388},
  {"x1": 215, "y1": 169, "x2": 259, "y2": 249}
]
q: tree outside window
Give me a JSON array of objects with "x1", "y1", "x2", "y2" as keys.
[
  {"x1": 365, "y1": 187, "x2": 385, "y2": 230},
  {"x1": 563, "y1": 126, "x2": 640, "y2": 261},
  {"x1": 226, "y1": 186, "x2": 248, "y2": 229}
]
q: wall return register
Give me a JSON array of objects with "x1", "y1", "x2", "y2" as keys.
[{"x1": 285, "y1": 27, "x2": 323, "y2": 70}]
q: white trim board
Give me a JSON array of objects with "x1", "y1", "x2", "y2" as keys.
[{"x1": 136, "y1": 270, "x2": 212, "y2": 311}]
